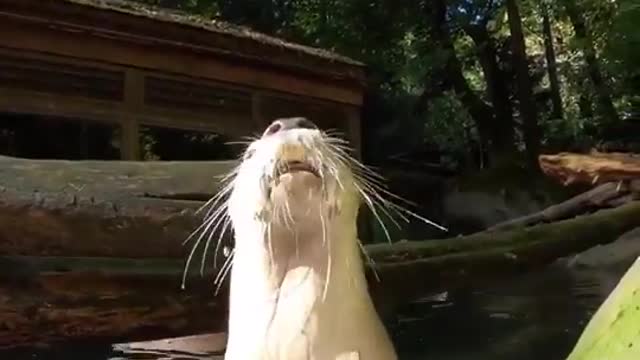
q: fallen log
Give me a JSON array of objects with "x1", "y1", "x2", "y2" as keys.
[
  {"x1": 485, "y1": 182, "x2": 631, "y2": 232},
  {"x1": 539, "y1": 151, "x2": 640, "y2": 187},
  {"x1": 368, "y1": 202, "x2": 640, "y2": 301},
  {"x1": 0, "y1": 155, "x2": 238, "y2": 258},
  {"x1": 0, "y1": 155, "x2": 236, "y2": 200}
]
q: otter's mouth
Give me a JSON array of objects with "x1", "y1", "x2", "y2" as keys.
[{"x1": 275, "y1": 160, "x2": 321, "y2": 178}]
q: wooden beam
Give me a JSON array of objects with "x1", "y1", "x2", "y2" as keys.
[
  {"x1": 0, "y1": 19, "x2": 364, "y2": 106},
  {"x1": 0, "y1": 77, "x2": 254, "y2": 142}
]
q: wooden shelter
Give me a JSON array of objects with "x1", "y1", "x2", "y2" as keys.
[{"x1": 0, "y1": 0, "x2": 366, "y2": 160}]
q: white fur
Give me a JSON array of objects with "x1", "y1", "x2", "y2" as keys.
[{"x1": 223, "y1": 127, "x2": 397, "y2": 360}]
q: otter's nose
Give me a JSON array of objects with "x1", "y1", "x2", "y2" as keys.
[{"x1": 262, "y1": 117, "x2": 318, "y2": 137}]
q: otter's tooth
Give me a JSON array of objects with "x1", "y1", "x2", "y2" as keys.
[{"x1": 278, "y1": 143, "x2": 306, "y2": 162}]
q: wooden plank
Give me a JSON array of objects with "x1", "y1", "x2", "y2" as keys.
[
  {"x1": 113, "y1": 333, "x2": 226, "y2": 359},
  {"x1": 0, "y1": 87, "x2": 128, "y2": 125},
  {"x1": 0, "y1": 18, "x2": 364, "y2": 106},
  {"x1": 0, "y1": 85, "x2": 253, "y2": 139}
]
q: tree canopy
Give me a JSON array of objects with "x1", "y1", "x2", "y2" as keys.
[{"x1": 134, "y1": 0, "x2": 639, "y2": 170}]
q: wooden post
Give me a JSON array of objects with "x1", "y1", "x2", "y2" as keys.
[
  {"x1": 252, "y1": 91, "x2": 268, "y2": 131},
  {"x1": 79, "y1": 121, "x2": 89, "y2": 159},
  {"x1": 121, "y1": 69, "x2": 144, "y2": 160},
  {"x1": 344, "y1": 105, "x2": 362, "y2": 160},
  {"x1": 342, "y1": 105, "x2": 372, "y2": 242}
]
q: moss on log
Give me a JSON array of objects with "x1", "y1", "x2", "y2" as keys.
[
  {"x1": 566, "y1": 257, "x2": 640, "y2": 360},
  {"x1": 368, "y1": 202, "x2": 640, "y2": 298}
]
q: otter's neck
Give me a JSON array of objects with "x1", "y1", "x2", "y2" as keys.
[{"x1": 225, "y1": 214, "x2": 375, "y2": 357}]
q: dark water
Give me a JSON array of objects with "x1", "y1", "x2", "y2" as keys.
[{"x1": 2, "y1": 262, "x2": 622, "y2": 360}]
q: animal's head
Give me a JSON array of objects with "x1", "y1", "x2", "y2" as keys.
[
  {"x1": 228, "y1": 117, "x2": 360, "y2": 233},
  {"x1": 182, "y1": 117, "x2": 445, "y2": 290}
]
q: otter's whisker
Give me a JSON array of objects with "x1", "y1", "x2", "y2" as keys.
[
  {"x1": 200, "y1": 208, "x2": 229, "y2": 275},
  {"x1": 354, "y1": 183, "x2": 392, "y2": 244},
  {"x1": 184, "y1": 189, "x2": 231, "y2": 247},
  {"x1": 183, "y1": 202, "x2": 228, "y2": 285},
  {"x1": 320, "y1": 198, "x2": 328, "y2": 247},
  {"x1": 320, "y1": 204, "x2": 331, "y2": 302},
  {"x1": 357, "y1": 239, "x2": 380, "y2": 282},
  {"x1": 283, "y1": 191, "x2": 295, "y2": 231},
  {"x1": 214, "y1": 249, "x2": 235, "y2": 296},
  {"x1": 267, "y1": 221, "x2": 276, "y2": 272},
  {"x1": 200, "y1": 207, "x2": 232, "y2": 275},
  {"x1": 192, "y1": 201, "x2": 228, "y2": 251},
  {"x1": 197, "y1": 174, "x2": 235, "y2": 217},
  {"x1": 181, "y1": 226, "x2": 207, "y2": 289},
  {"x1": 212, "y1": 216, "x2": 233, "y2": 270},
  {"x1": 330, "y1": 142, "x2": 447, "y2": 232}
]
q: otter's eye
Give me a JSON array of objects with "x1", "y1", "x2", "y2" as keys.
[{"x1": 243, "y1": 148, "x2": 256, "y2": 160}]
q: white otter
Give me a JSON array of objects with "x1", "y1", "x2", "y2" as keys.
[{"x1": 197, "y1": 117, "x2": 398, "y2": 360}]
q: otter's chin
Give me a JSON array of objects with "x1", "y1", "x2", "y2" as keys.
[{"x1": 269, "y1": 171, "x2": 324, "y2": 210}]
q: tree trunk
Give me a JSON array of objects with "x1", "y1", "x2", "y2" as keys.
[
  {"x1": 506, "y1": 0, "x2": 542, "y2": 168},
  {"x1": 425, "y1": 0, "x2": 501, "y2": 166},
  {"x1": 540, "y1": 2, "x2": 564, "y2": 120},
  {"x1": 464, "y1": 24, "x2": 517, "y2": 159},
  {"x1": 562, "y1": 0, "x2": 620, "y2": 124}
]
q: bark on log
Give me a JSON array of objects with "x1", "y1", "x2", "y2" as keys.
[
  {"x1": 0, "y1": 155, "x2": 238, "y2": 258},
  {"x1": 539, "y1": 151, "x2": 640, "y2": 186},
  {"x1": 0, "y1": 155, "x2": 236, "y2": 199}
]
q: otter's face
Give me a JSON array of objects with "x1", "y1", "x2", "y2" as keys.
[{"x1": 228, "y1": 117, "x2": 359, "y2": 231}]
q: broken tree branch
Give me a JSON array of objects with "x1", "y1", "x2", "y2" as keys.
[{"x1": 539, "y1": 151, "x2": 640, "y2": 186}]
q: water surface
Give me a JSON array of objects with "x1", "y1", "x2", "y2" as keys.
[{"x1": 3, "y1": 262, "x2": 622, "y2": 360}]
